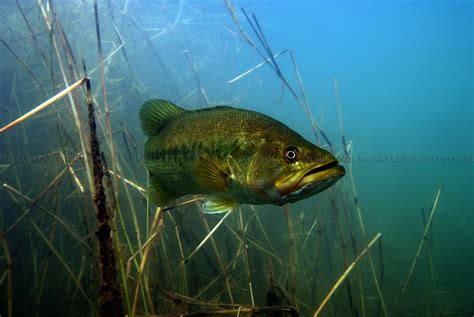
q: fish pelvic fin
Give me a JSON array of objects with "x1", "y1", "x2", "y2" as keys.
[
  {"x1": 139, "y1": 99, "x2": 186, "y2": 137},
  {"x1": 148, "y1": 173, "x2": 179, "y2": 207},
  {"x1": 202, "y1": 197, "x2": 238, "y2": 214},
  {"x1": 196, "y1": 155, "x2": 231, "y2": 192}
]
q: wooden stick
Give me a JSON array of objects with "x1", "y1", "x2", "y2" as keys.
[
  {"x1": 0, "y1": 78, "x2": 85, "y2": 134},
  {"x1": 400, "y1": 186, "x2": 443, "y2": 298},
  {"x1": 313, "y1": 233, "x2": 382, "y2": 317},
  {"x1": 93, "y1": 0, "x2": 119, "y2": 199},
  {"x1": 92, "y1": 6, "x2": 148, "y2": 287},
  {"x1": 86, "y1": 78, "x2": 124, "y2": 316}
]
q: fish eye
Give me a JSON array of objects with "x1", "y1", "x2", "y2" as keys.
[{"x1": 284, "y1": 146, "x2": 298, "y2": 162}]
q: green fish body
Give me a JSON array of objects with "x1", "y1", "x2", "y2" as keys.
[{"x1": 140, "y1": 99, "x2": 345, "y2": 213}]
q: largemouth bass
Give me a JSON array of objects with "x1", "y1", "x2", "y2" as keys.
[{"x1": 140, "y1": 99, "x2": 345, "y2": 213}]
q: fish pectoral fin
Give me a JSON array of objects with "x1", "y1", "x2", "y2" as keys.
[
  {"x1": 196, "y1": 155, "x2": 231, "y2": 192},
  {"x1": 202, "y1": 197, "x2": 238, "y2": 214},
  {"x1": 148, "y1": 173, "x2": 179, "y2": 207}
]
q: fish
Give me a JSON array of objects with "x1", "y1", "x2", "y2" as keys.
[{"x1": 140, "y1": 99, "x2": 345, "y2": 214}]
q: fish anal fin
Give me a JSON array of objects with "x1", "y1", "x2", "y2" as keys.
[
  {"x1": 196, "y1": 155, "x2": 231, "y2": 192},
  {"x1": 202, "y1": 196, "x2": 238, "y2": 214},
  {"x1": 148, "y1": 173, "x2": 179, "y2": 206}
]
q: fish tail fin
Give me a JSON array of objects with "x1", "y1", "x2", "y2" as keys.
[
  {"x1": 139, "y1": 99, "x2": 186, "y2": 137},
  {"x1": 148, "y1": 173, "x2": 179, "y2": 206}
]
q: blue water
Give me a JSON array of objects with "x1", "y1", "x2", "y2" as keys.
[{"x1": 0, "y1": 0, "x2": 472, "y2": 316}]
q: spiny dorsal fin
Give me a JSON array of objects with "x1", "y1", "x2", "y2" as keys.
[{"x1": 139, "y1": 99, "x2": 186, "y2": 137}]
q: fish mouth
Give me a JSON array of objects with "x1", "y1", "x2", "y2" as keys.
[
  {"x1": 297, "y1": 161, "x2": 345, "y2": 191},
  {"x1": 276, "y1": 160, "x2": 346, "y2": 204}
]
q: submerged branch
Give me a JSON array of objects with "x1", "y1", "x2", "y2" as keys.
[{"x1": 86, "y1": 77, "x2": 124, "y2": 317}]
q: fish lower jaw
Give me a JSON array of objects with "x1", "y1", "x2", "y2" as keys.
[
  {"x1": 296, "y1": 165, "x2": 345, "y2": 189},
  {"x1": 278, "y1": 165, "x2": 346, "y2": 204}
]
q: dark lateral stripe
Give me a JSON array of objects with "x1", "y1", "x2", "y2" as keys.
[{"x1": 146, "y1": 141, "x2": 228, "y2": 162}]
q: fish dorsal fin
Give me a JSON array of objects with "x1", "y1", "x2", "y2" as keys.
[
  {"x1": 139, "y1": 99, "x2": 186, "y2": 137},
  {"x1": 196, "y1": 155, "x2": 231, "y2": 192},
  {"x1": 148, "y1": 173, "x2": 179, "y2": 206},
  {"x1": 202, "y1": 196, "x2": 238, "y2": 214}
]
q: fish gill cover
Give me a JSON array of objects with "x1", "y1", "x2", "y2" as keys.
[{"x1": 0, "y1": 0, "x2": 472, "y2": 316}]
